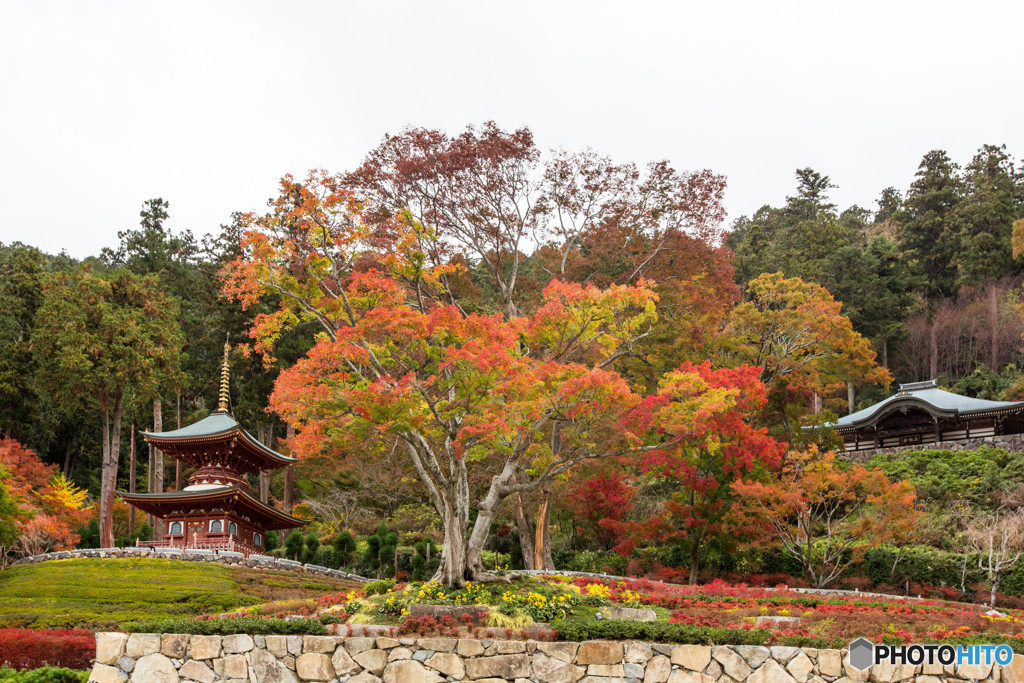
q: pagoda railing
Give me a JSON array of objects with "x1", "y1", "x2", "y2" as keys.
[{"x1": 136, "y1": 537, "x2": 264, "y2": 557}]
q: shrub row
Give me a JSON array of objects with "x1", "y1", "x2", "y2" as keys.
[
  {"x1": 0, "y1": 631, "x2": 93, "y2": 671},
  {"x1": 0, "y1": 667, "x2": 88, "y2": 683},
  {"x1": 121, "y1": 617, "x2": 326, "y2": 635},
  {"x1": 552, "y1": 619, "x2": 774, "y2": 645}
]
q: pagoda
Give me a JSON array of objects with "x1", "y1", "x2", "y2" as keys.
[{"x1": 118, "y1": 343, "x2": 306, "y2": 556}]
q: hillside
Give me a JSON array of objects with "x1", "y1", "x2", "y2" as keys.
[{"x1": 0, "y1": 558, "x2": 360, "y2": 631}]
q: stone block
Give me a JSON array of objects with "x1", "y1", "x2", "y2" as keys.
[
  {"x1": 265, "y1": 635, "x2": 288, "y2": 658},
  {"x1": 600, "y1": 606, "x2": 658, "y2": 621},
  {"x1": 296, "y1": 652, "x2": 335, "y2": 681},
  {"x1": 377, "y1": 636, "x2": 401, "y2": 649},
  {"x1": 588, "y1": 663, "x2": 625, "y2": 677},
  {"x1": 418, "y1": 637, "x2": 458, "y2": 652},
  {"x1": 189, "y1": 635, "x2": 221, "y2": 660},
  {"x1": 819, "y1": 650, "x2": 843, "y2": 677},
  {"x1": 667, "y1": 672, "x2": 715, "y2": 683},
  {"x1": 672, "y1": 645, "x2": 712, "y2": 672},
  {"x1": 1005, "y1": 655, "x2": 1024, "y2": 683},
  {"x1": 355, "y1": 649, "x2": 389, "y2": 675},
  {"x1": 385, "y1": 660, "x2": 446, "y2": 683},
  {"x1": 788, "y1": 652, "x2": 814, "y2": 681},
  {"x1": 494, "y1": 640, "x2": 527, "y2": 654},
  {"x1": 576, "y1": 641, "x2": 624, "y2": 666},
  {"x1": 333, "y1": 646, "x2": 362, "y2": 675},
  {"x1": 287, "y1": 635, "x2": 302, "y2": 656},
  {"x1": 625, "y1": 662, "x2": 645, "y2": 679},
  {"x1": 118, "y1": 656, "x2": 135, "y2": 673},
  {"x1": 749, "y1": 659, "x2": 798, "y2": 683},
  {"x1": 178, "y1": 659, "x2": 215, "y2": 683},
  {"x1": 349, "y1": 673, "x2": 384, "y2": 683},
  {"x1": 345, "y1": 637, "x2": 378, "y2": 655},
  {"x1": 96, "y1": 632, "x2": 129, "y2": 665},
  {"x1": 89, "y1": 663, "x2": 125, "y2": 683},
  {"x1": 771, "y1": 647, "x2": 801, "y2": 665},
  {"x1": 714, "y1": 647, "x2": 753, "y2": 681},
  {"x1": 458, "y1": 639, "x2": 486, "y2": 657},
  {"x1": 464, "y1": 653, "x2": 532, "y2": 680},
  {"x1": 534, "y1": 652, "x2": 585, "y2": 683},
  {"x1": 302, "y1": 636, "x2": 336, "y2": 653},
  {"x1": 425, "y1": 652, "x2": 466, "y2": 679},
  {"x1": 161, "y1": 633, "x2": 189, "y2": 659},
  {"x1": 644, "y1": 655, "x2": 671, "y2": 683},
  {"x1": 218, "y1": 654, "x2": 248, "y2": 678},
  {"x1": 734, "y1": 645, "x2": 771, "y2": 668},
  {"x1": 126, "y1": 633, "x2": 161, "y2": 658},
  {"x1": 626, "y1": 643, "x2": 653, "y2": 664},
  {"x1": 222, "y1": 634, "x2": 255, "y2": 654},
  {"x1": 389, "y1": 647, "x2": 414, "y2": 661},
  {"x1": 537, "y1": 642, "x2": 579, "y2": 664},
  {"x1": 250, "y1": 646, "x2": 300, "y2": 683},
  {"x1": 130, "y1": 653, "x2": 179, "y2": 682}
]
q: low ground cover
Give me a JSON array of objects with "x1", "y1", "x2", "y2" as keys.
[{"x1": 0, "y1": 558, "x2": 359, "y2": 630}]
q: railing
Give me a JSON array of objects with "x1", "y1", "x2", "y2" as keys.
[{"x1": 136, "y1": 536, "x2": 263, "y2": 557}]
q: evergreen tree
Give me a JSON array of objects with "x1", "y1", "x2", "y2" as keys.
[
  {"x1": 284, "y1": 529, "x2": 304, "y2": 560},
  {"x1": 332, "y1": 529, "x2": 356, "y2": 568}
]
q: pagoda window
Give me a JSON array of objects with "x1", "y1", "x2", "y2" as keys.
[
  {"x1": 209, "y1": 520, "x2": 223, "y2": 534},
  {"x1": 228, "y1": 522, "x2": 237, "y2": 536},
  {"x1": 169, "y1": 521, "x2": 183, "y2": 535},
  {"x1": 253, "y1": 533, "x2": 262, "y2": 547}
]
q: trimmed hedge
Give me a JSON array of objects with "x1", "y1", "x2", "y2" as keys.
[
  {"x1": 121, "y1": 617, "x2": 326, "y2": 635},
  {"x1": 0, "y1": 667, "x2": 88, "y2": 682},
  {"x1": 0, "y1": 631, "x2": 93, "y2": 671},
  {"x1": 553, "y1": 619, "x2": 775, "y2": 645}
]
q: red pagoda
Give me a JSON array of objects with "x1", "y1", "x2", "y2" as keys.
[{"x1": 119, "y1": 343, "x2": 306, "y2": 556}]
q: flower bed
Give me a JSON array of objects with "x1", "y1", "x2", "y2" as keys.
[{"x1": 0, "y1": 629, "x2": 94, "y2": 671}]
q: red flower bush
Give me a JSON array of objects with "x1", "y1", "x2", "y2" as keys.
[{"x1": 0, "y1": 628, "x2": 94, "y2": 670}]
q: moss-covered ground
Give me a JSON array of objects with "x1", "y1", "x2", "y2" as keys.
[{"x1": 0, "y1": 558, "x2": 360, "y2": 631}]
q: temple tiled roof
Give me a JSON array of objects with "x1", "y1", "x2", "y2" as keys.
[{"x1": 831, "y1": 380, "x2": 1024, "y2": 431}]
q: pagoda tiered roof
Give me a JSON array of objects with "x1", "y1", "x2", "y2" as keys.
[
  {"x1": 140, "y1": 411, "x2": 296, "y2": 475},
  {"x1": 118, "y1": 485, "x2": 305, "y2": 531}
]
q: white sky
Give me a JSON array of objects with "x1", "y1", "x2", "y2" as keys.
[{"x1": 1, "y1": 0, "x2": 1022, "y2": 258}]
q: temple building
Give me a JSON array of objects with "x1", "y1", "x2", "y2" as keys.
[
  {"x1": 831, "y1": 380, "x2": 1024, "y2": 454},
  {"x1": 118, "y1": 344, "x2": 305, "y2": 555}
]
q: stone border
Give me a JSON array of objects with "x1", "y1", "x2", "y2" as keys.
[
  {"x1": 91, "y1": 632, "x2": 1023, "y2": 683},
  {"x1": 10, "y1": 546, "x2": 370, "y2": 583}
]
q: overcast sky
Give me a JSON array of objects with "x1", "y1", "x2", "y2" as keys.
[{"x1": 1, "y1": 0, "x2": 1022, "y2": 258}]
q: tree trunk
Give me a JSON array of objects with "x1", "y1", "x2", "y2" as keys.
[
  {"x1": 533, "y1": 483, "x2": 555, "y2": 570},
  {"x1": 689, "y1": 541, "x2": 700, "y2": 585},
  {"x1": 882, "y1": 338, "x2": 888, "y2": 369},
  {"x1": 152, "y1": 399, "x2": 163, "y2": 541},
  {"x1": 128, "y1": 422, "x2": 136, "y2": 538},
  {"x1": 847, "y1": 381, "x2": 855, "y2": 414},
  {"x1": 991, "y1": 573, "x2": 999, "y2": 608},
  {"x1": 434, "y1": 496, "x2": 470, "y2": 587},
  {"x1": 929, "y1": 319, "x2": 939, "y2": 379},
  {"x1": 99, "y1": 406, "x2": 114, "y2": 548},
  {"x1": 513, "y1": 491, "x2": 536, "y2": 570},
  {"x1": 990, "y1": 285, "x2": 999, "y2": 371},
  {"x1": 260, "y1": 471, "x2": 270, "y2": 503},
  {"x1": 284, "y1": 423, "x2": 295, "y2": 514},
  {"x1": 62, "y1": 440, "x2": 74, "y2": 478},
  {"x1": 175, "y1": 393, "x2": 182, "y2": 490}
]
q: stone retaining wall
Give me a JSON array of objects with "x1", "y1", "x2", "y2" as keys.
[
  {"x1": 90, "y1": 632, "x2": 1023, "y2": 683},
  {"x1": 12, "y1": 546, "x2": 369, "y2": 583},
  {"x1": 845, "y1": 433, "x2": 1024, "y2": 461}
]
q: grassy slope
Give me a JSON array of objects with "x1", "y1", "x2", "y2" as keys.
[{"x1": 0, "y1": 558, "x2": 359, "y2": 631}]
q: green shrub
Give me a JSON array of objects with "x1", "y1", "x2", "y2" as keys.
[
  {"x1": 122, "y1": 617, "x2": 326, "y2": 635},
  {"x1": 553, "y1": 619, "x2": 772, "y2": 645},
  {"x1": 364, "y1": 523, "x2": 398, "y2": 578},
  {"x1": 304, "y1": 534, "x2": 321, "y2": 564},
  {"x1": 284, "y1": 530, "x2": 305, "y2": 561},
  {"x1": 264, "y1": 531, "x2": 280, "y2": 553},
  {"x1": 0, "y1": 667, "x2": 89, "y2": 682},
  {"x1": 364, "y1": 579, "x2": 396, "y2": 596},
  {"x1": 333, "y1": 530, "x2": 357, "y2": 568},
  {"x1": 313, "y1": 547, "x2": 334, "y2": 568}
]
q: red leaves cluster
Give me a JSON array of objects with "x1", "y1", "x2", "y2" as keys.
[{"x1": 0, "y1": 628, "x2": 95, "y2": 670}]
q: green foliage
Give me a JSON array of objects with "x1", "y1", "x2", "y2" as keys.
[
  {"x1": 332, "y1": 530, "x2": 356, "y2": 568},
  {"x1": 364, "y1": 579, "x2": 396, "y2": 596},
  {"x1": 364, "y1": 522, "x2": 398, "y2": 578},
  {"x1": 0, "y1": 667, "x2": 89, "y2": 683},
  {"x1": 264, "y1": 531, "x2": 279, "y2": 553},
  {"x1": 553, "y1": 619, "x2": 774, "y2": 645},
  {"x1": 869, "y1": 446, "x2": 1024, "y2": 510},
  {"x1": 284, "y1": 530, "x2": 304, "y2": 561},
  {"x1": 410, "y1": 538, "x2": 439, "y2": 580},
  {"x1": 303, "y1": 534, "x2": 321, "y2": 564},
  {"x1": 123, "y1": 616, "x2": 326, "y2": 635}
]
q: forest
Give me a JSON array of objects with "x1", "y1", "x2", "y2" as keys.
[{"x1": 2, "y1": 123, "x2": 1024, "y2": 597}]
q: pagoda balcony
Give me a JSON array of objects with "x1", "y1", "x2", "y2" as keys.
[{"x1": 137, "y1": 536, "x2": 265, "y2": 558}]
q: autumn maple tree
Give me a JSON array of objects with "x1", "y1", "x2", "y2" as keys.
[
  {"x1": 609, "y1": 362, "x2": 785, "y2": 584},
  {"x1": 733, "y1": 445, "x2": 921, "y2": 588},
  {"x1": 0, "y1": 439, "x2": 89, "y2": 560}
]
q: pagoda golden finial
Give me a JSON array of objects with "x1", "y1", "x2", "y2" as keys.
[{"x1": 217, "y1": 337, "x2": 231, "y2": 413}]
